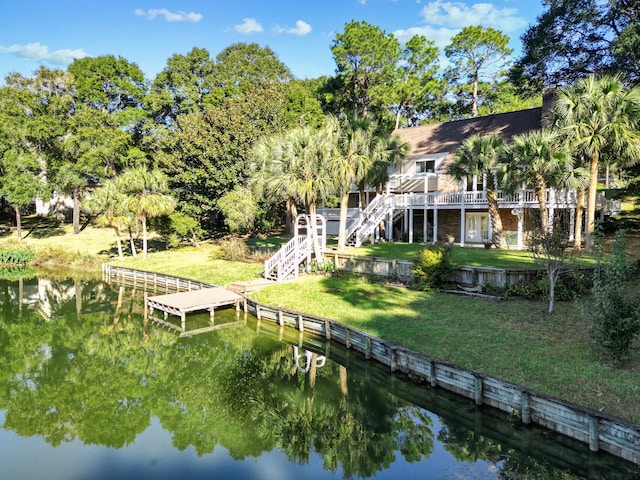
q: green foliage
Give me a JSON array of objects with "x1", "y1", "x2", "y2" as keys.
[
  {"x1": 0, "y1": 246, "x2": 36, "y2": 265},
  {"x1": 213, "y1": 237, "x2": 251, "y2": 262},
  {"x1": 512, "y1": 0, "x2": 640, "y2": 91},
  {"x1": 587, "y1": 229, "x2": 640, "y2": 363},
  {"x1": 0, "y1": 266, "x2": 36, "y2": 279},
  {"x1": 310, "y1": 259, "x2": 335, "y2": 275},
  {"x1": 217, "y1": 186, "x2": 259, "y2": 234},
  {"x1": 158, "y1": 82, "x2": 289, "y2": 228},
  {"x1": 411, "y1": 243, "x2": 453, "y2": 290},
  {"x1": 153, "y1": 212, "x2": 204, "y2": 248},
  {"x1": 331, "y1": 20, "x2": 401, "y2": 117},
  {"x1": 444, "y1": 25, "x2": 512, "y2": 117},
  {"x1": 503, "y1": 281, "x2": 542, "y2": 300},
  {"x1": 503, "y1": 270, "x2": 592, "y2": 301}
]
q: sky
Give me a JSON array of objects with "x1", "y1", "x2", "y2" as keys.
[{"x1": 0, "y1": 0, "x2": 545, "y2": 83}]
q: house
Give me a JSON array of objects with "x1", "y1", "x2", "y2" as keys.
[{"x1": 319, "y1": 106, "x2": 590, "y2": 249}]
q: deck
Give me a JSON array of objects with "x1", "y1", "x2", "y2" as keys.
[{"x1": 146, "y1": 287, "x2": 246, "y2": 335}]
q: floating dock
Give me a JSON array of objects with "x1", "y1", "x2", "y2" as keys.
[{"x1": 146, "y1": 287, "x2": 246, "y2": 335}]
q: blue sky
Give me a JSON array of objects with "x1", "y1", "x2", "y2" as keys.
[{"x1": 0, "y1": 0, "x2": 544, "y2": 83}]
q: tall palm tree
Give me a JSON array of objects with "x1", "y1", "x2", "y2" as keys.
[
  {"x1": 266, "y1": 124, "x2": 335, "y2": 262},
  {"x1": 551, "y1": 74, "x2": 640, "y2": 251},
  {"x1": 83, "y1": 179, "x2": 131, "y2": 260},
  {"x1": 119, "y1": 166, "x2": 176, "y2": 259},
  {"x1": 250, "y1": 133, "x2": 299, "y2": 236},
  {"x1": 328, "y1": 115, "x2": 376, "y2": 252},
  {"x1": 448, "y1": 133, "x2": 508, "y2": 248},
  {"x1": 507, "y1": 129, "x2": 566, "y2": 232}
]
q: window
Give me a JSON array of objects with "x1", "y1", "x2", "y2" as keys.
[{"x1": 415, "y1": 160, "x2": 435, "y2": 174}]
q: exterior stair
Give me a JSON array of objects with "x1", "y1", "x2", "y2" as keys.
[
  {"x1": 263, "y1": 214, "x2": 327, "y2": 283},
  {"x1": 344, "y1": 194, "x2": 395, "y2": 247}
]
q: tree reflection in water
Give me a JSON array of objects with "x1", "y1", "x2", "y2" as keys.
[{"x1": 0, "y1": 276, "x2": 636, "y2": 479}]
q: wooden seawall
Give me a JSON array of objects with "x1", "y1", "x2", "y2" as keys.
[{"x1": 103, "y1": 265, "x2": 640, "y2": 466}]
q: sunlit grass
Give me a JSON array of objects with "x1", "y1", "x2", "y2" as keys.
[{"x1": 251, "y1": 273, "x2": 640, "y2": 423}]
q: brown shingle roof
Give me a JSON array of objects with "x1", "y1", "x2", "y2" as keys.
[{"x1": 394, "y1": 107, "x2": 542, "y2": 157}]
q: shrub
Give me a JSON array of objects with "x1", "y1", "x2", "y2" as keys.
[
  {"x1": 411, "y1": 243, "x2": 453, "y2": 291},
  {"x1": 215, "y1": 237, "x2": 250, "y2": 262},
  {"x1": 503, "y1": 281, "x2": 542, "y2": 300},
  {"x1": 0, "y1": 246, "x2": 36, "y2": 265},
  {"x1": 310, "y1": 259, "x2": 335, "y2": 275},
  {"x1": 154, "y1": 212, "x2": 204, "y2": 248},
  {"x1": 587, "y1": 229, "x2": 640, "y2": 363}
]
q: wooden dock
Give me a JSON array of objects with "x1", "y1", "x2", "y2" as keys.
[{"x1": 146, "y1": 287, "x2": 246, "y2": 333}]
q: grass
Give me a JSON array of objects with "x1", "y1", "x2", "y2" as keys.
[
  {"x1": 250, "y1": 273, "x2": 640, "y2": 423},
  {"x1": 0, "y1": 213, "x2": 638, "y2": 423}
]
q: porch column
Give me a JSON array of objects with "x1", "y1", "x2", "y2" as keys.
[
  {"x1": 569, "y1": 207, "x2": 575, "y2": 242},
  {"x1": 516, "y1": 209, "x2": 523, "y2": 250},
  {"x1": 403, "y1": 208, "x2": 409, "y2": 242},
  {"x1": 459, "y1": 189, "x2": 466, "y2": 246},
  {"x1": 433, "y1": 208, "x2": 438, "y2": 244},
  {"x1": 408, "y1": 207, "x2": 414, "y2": 244},
  {"x1": 423, "y1": 208, "x2": 427, "y2": 243},
  {"x1": 548, "y1": 188, "x2": 555, "y2": 232}
]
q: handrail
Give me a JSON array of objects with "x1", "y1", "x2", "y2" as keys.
[{"x1": 344, "y1": 194, "x2": 385, "y2": 241}]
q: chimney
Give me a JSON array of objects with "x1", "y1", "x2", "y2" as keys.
[{"x1": 541, "y1": 85, "x2": 557, "y2": 128}]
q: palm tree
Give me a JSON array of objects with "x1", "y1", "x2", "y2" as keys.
[
  {"x1": 119, "y1": 166, "x2": 176, "y2": 259},
  {"x1": 328, "y1": 115, "x2": 376, "y2": 252},
  {"x1": 83, "y1": 179, "x2": 131, "y2": 260},
  {"x1": 551, "y1": 74, "x2": 640, "y2": 251},
  {"x1": 266, "y1": 124, "x2": 335, "y2": 262},
  {"x1": 250, "y1": 132, "x2": 298, "y2": 236},
  {"x1": 507, "y1": 129, "x2": 566, "y2": 232},
  {"x1": 448, "y1": 133, "x2": 508, "y2": 248}
]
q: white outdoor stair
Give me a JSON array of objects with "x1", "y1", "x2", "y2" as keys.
[
  {"x1": 344, "y1": 194, "x2": 395, "y2": 247},
  {"x1": 264, "y1": 235, "x2": 311, "y2": 282},
  {"x1": 263, "y1": 214, "x2": 326, "y2": 283}
]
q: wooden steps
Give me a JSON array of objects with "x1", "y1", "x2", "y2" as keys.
[{"x1": 228, "y1": 278, "x2": 276, "y2": 294}]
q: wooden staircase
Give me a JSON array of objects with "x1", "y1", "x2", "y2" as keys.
[
  {"x1": 344, "y1": 194, "x2": 396, "y2": 247},
  {"x1": 263, "y1": 214, "x2": 326, "y2": 282}
]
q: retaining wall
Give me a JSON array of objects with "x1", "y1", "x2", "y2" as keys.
[
  {"x1": 103, "y1": 264, "x2": 640, "y2": 466},
  {"x1": 328, "y1": 251, "x2": 593, "y2": 289}
]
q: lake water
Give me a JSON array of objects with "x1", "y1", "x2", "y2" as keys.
[{"x1": 0, "y1": 276, "x2": 637, "y2": 479}]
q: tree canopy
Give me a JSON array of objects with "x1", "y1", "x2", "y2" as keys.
[{"x1": 512, "y1": 0, "x2": 640, "y2": 92}]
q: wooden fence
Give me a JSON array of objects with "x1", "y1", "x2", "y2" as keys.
[{"x1": 103, "y1": 265, "x2": 640, "y2": 466}]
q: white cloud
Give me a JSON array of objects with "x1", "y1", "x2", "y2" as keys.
[
  {"x1": 287, "y1": 20, "x2": 312, "y2": 36},
  {"x1": 419, "y1": 1, "x2": 526, "y2": 32},
  {"x1": 134, "y1": 8, "x2": 202, "y2": 22},
  {"x1": 394, "y1": 25, "x2": 458, "y2": 53},
  {"x1": 0, "y1": 42, "x2": 87, "y2": 66},
  {"x1": 234, "y1": 18, "x2": 264, "y2": 34}
]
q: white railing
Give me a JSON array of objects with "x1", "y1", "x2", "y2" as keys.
[
  {"x1": 264, "y1": 235, "x2": 311, "y2": 282},
  {"x1": 344, "y1": 194, "x2": 386, "y2": 243}
]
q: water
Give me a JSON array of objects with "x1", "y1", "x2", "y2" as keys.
[{"x1": 0, "y1": 276, "x2": 637, "y2": 479}]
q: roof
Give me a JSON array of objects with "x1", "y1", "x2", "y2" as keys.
[{"x1": 394, "y1": 107, "x2": 543, "y2": 158}]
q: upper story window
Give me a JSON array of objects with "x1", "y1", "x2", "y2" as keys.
[{"x1": 415, "y1": 159, "x2": 436, "y2": 174}]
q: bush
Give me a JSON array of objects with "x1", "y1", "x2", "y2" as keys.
[
  {"x1": 0, "y1": 246, "x2": 36, "y2": 265},
  {"x1": 503, "y1": 281, "x2": 542, "y2": 300},
  {"x1": 154, "y1": 212, "x2": 204, "y2": 248},
  {"x1": 411, "y1": 243, "x2": 453, "y2": 291},
  {"x1": 587, "y1": 230, "x2": 640, "y2": 363},
  {"x1": 215, "y1": 237, "x2": 250, "y2": 262}
]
